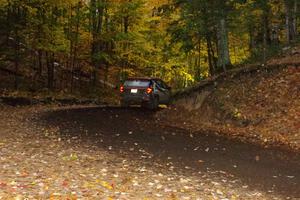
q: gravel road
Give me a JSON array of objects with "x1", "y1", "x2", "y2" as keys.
[{"x1": 0, "y1": 105, "x2": 299, "y2": 199}]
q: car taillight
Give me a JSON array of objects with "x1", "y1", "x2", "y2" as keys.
[
  {"x1": 120, "y1": 85, "x2": 124, "y2": 93},
  {"x1": 146, "y1": 87, "x2": 153, "y2": 94}
]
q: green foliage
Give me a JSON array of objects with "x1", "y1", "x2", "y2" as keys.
[{"x1": 0, "y1": 0, "x2": 298, "y2": 92}]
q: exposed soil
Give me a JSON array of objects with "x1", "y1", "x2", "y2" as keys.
[{"x1": 0, "y1": 105, "x2": 300, "y2": 199}]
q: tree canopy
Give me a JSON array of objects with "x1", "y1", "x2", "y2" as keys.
[{"x1": 0, "y1": 0, "x2": 298, "y2": 91}]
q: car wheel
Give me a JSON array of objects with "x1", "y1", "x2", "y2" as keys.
[
  {"x1": 141, "y1": 102, "x2": 148, "y2": 108},
  {"x1": 148, "y1": 96, "x2": 159, "y2": 110},
  {"x1": 121, "y1": 100, "x2": 129, "y2": 108},
  {"x1": 165, "y1": 98, "x2": 172, "y2": 106}
]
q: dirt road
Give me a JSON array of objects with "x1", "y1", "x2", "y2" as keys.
[{"x1": 1, "y1": 105, "x2": 300, "y2": 199}]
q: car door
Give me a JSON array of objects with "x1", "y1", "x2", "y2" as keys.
[
  {"x1": 154, "y1": 79, "x2": 170, "y2": 104},
  {"x1": 160, "y1": 80, "x2": 171, "y2": 104}
]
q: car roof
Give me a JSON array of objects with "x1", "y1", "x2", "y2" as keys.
[{"x1": 125, "y1": 77, "x2": 161, "y2": 81}]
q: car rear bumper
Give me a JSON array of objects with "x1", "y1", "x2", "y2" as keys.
[{"x1": 121, "y1": 94, "x2": 151, "y2": 105}]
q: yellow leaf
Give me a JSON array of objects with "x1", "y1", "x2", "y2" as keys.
[{"x1": 100, "y1": 181, "x2": 113, "y2": 190}]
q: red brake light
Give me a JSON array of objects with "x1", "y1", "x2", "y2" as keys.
[
  {"x1": 120, "y1": 85, "x2": 124, "y2": 93},
  {"x1": 146, "y1": 87, "x2": 153, "y2": 94}
]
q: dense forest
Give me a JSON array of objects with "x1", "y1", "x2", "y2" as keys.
[{"x1": 0, "y1": 0, "x2": 299, "y2": 94}]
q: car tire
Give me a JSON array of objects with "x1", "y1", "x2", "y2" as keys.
[
  {"x1": 121, "y1": 100, "x2": 129, "y2": 108},
  {"x1": 148, "y1": 96, "x2": 159, "y2": 110},
  {"x1": 165, "y1": 98, "x2": 172, "y2": 106},
  {"x1": 141, "y1": 102, "x2": 148, "y2": 108}
]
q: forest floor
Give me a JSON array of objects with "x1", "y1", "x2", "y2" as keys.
[
  {"x1": 0, "y1": 105, "x2": 300, "y2": 199},
  {"x1": 0, "y1": 46, "x2": 300, "y2": 199},
  {"x1": 158, "y1": 47, "x2": 300, "y2": 153}
]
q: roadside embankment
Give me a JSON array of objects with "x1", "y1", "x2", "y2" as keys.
[{"x1": 158, "y1": 49, "x2": 300, "y2": 152}]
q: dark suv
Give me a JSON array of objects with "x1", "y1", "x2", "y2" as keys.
[{"x1": 120, "y1": 77, "x2": 171, "y2": 109}]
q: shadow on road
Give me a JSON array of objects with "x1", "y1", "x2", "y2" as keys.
[{"x1": 40, "y1": 106, "x2": 300, "y2": 198}]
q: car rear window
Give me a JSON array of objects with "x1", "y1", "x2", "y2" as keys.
[{"x1": 124, "y1": 80, "x2": 150, "y2": 87}]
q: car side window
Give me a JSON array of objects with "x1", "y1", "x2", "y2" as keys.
[
  {"x1": 155, "y1": 80, "x2": 163, "y2": 89},
  {"x1": 160, "y1": 81, "x2": 168, "y2": 89},
  {"x1": 157, "y1": 80, "x2": 168, "y2": 89}
]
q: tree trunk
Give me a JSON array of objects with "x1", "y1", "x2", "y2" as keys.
[
  {"x1": 46, "y1": 52, "x2": 54, "y2": 90},
  {"x1": 293, "y1": 0, "x2": 298, "y2": 38},
  {"x1": 69, "y1": 4, "x2": 74, "y2": 92},
  {"x1": 70, "y1": 2, "x2": 81, "y2": 92},
  {"x1": 195, "y1": 39, "x2": 201, "y2": 80},
  {"x1": 92, "y1": 69, "x2": 98, "y2": 87},
  {"x1": 285, "y1": 1, "x2": 291, "y2": 43},
  {"x1": 217, "y1": 17, "x2": 231, "y2": 72},
  {"x1": 14, "y1": 34, "x2": 20, "y2": 89},
  {"x1": 37, "y1": 50, "x2": 43, "y2": 76},
  {"x1": 90, "y1": 0, "x2": 104, "y2": 86},
  {"x1": 285, "y1": 0, "x2": 297, "y2": 43},
  {"x1": 249, "y1": 24, "x2": 255, "y2": 52},
  {"x1": 124, "y1": 16, "x2": 129, "y2": 33},
  {"x1": 262, "y1": 13, "x2": 268, "y2": 64},
  {"x1": 206, "y1": 35, "x2": 215, "y2": 76},
  {"x1": 13, "y1": 6, "x2": 20, "y2": 90},
  {"x1": 5, "y1": 2, "x2": 11, "y2": 46}
]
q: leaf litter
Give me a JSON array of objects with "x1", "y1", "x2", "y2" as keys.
[{"x1": 0, "y1": 105, "x2": 293, "y2": 199}]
